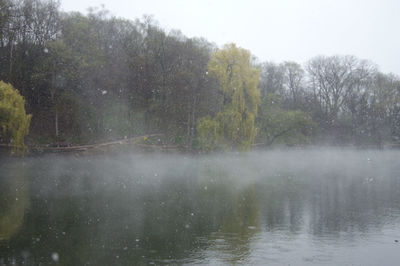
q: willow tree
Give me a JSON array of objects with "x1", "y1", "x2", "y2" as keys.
[
  {"x1": 0, "y1": 81, "x2": 31, "y2": 154},
  {"x1": 197, "y1": 43, "x2": 260, "y2": 151}
]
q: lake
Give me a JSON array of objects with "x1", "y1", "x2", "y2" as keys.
[{"x1": 1, "y1": 149, "x2": 400, "y2": 265}]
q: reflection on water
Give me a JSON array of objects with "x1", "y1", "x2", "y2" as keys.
[
  {"x1": 0, "y1": 163, "x2": 30, "y2": 242},
  {"x1": 1, "y1": 150, "x2": 400, "y2": 265}
]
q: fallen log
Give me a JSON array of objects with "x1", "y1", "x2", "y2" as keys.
[
  {"x1": 34, "y1": 134, "x2": 165, "y2": 153},
  {"x1": 1, "y1": 134, "x2": 178, "y2": 155}
]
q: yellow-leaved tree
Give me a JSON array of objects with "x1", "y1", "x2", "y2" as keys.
[
  {"x1": 197, "y1": 43, "x2": 260, "y2": 151},
  {"x1": 0, "y1": 81, "x2": 32, "y2": 154}
]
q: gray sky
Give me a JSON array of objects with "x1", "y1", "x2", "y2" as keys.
[{"x1": 61, "y1": 0, "x2": 400, "y2": 75}]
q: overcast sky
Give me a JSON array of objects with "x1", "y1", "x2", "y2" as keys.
[{"x1": 61, "y1": 0, "x2": 400, "y2": 75}]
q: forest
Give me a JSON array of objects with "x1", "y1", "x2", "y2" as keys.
[{"x1": 1, "y1": 0, "x2": 400, "y2": 152}]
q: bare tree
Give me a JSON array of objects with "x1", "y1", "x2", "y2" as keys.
[
  {"x1": 306, "y1": 55, "x2": 374, "y2": 128},
  {"x1": 281, "y1": 61, "x2": 305, "y2": 109}
]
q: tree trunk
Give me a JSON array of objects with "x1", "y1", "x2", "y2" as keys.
[
  {"x1": 51, "y1": 66, "x2": 59, "y2": 139},
  {"x1": 55, "y1": 107, "x2": 59, "y2": 138},
  {"x1": 189, "y1": 93, "x2": 197, "y2": 148},
  {"x1": 8, "y1": 40, "x2": 13, "y2": 76}
]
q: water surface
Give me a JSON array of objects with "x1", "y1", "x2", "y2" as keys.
[{"x1": 1, "y1": 149, "x2": 400, "y2": 265}]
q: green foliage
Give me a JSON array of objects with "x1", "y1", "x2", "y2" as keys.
[
  {"x1": 0, "y1": 81, "x2": 31, "y2": 154},
  {"x1": 196, "y1": 116, "x2": 221, "y2": 151},
  {"x1": 256, "y1": 94, "x2": 315, "y2": 146},
  {"x1": 215, "y1": 107, "x2": 257, "y2": 150},
  {"x1": 208, "y1": 43, "x2": 260, "y2": 114},
  {"x1": 197, "y1": 43, "x2": 260, "y2": 151}
]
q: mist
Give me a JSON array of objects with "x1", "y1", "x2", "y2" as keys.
[
  {"x1": 1, "y1": 149, "x2": 400, "y2": 264},
  {"x1": 1, "y1": 0, "x2": 400, "y2": 265}
]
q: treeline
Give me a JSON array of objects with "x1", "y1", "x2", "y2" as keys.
[
  {"x1": 1, "y1": 0, "x2": 399, "y2": 150},
  {"x1": 257, "y1": 58, "x2": 400, "y2": 147}
]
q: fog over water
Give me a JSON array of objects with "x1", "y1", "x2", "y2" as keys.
[
  {"x1": 1, "y1": 149, "x2": 400, "y2": 265},
  {"x1": 1, "y1": 1, "x2": 399, "y2": 264}
]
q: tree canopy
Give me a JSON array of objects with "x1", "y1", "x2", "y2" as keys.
[
  {"x1": 197, "y1": 44, "x2": 260, "y2": 151},
  {"x1": 0, "y1": 81, "x2": 31, "y2": 153}
]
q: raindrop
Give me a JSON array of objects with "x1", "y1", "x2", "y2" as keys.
[{"x1": 51, "y1": 252, "x2": 59, "y2": 262}]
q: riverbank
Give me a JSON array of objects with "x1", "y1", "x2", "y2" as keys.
[
  {"x1": 1, "y1": 138, "x2": 399, "y2": 158},
  {"x1": 0, "y1": 134, "x2": 184, "y2": 157}
]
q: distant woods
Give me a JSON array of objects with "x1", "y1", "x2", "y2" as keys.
[{"x1": 1, "y1": 0, "x2": 399, "y2": 150}]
